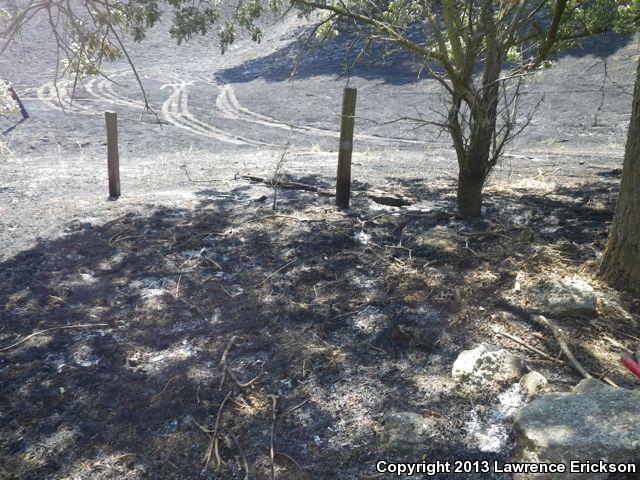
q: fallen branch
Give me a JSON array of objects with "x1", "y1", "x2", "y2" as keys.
[
  {"x1": 255, "y1": 260, "x2": 296, "y2": 288},
  {"x1": 537, "y1": 315, "x2": 592, "y2": 379},
  {"x1": 494, "y1": 329, "x2": 562, "y2": 364},
  {"x1": 193, "y1": 394, "x2": 230, "y2": 470},
  {"x1": 240, "y1": 174, "x2": 413, "y2": 207},
  {"x1": 241, "y1": 175, "x2": 326, "y2": 194},
  {"x1": 269, "y1": 394, "x2": 277, "y2": 480},
  {"x1": 219, "y1": 336, "x2": 264, "y2": 389},
  {"x1": 537, "y1": 316, "x2": 618, "y2": 387},
  {"x1": 193, "y1": 420, "x2": 215, "y2": 468},
  {"x1": 495, "y1": 302, "x2": 618, "y2": 386},
  {"x1": 364, "y1": 189, "x2": 413, "y2": 207},
  {"x1": 0, "y1": 323, "x2": 110, "y2": 353}
]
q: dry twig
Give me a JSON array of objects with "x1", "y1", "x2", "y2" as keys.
[
  {"x1": 284, "y1": 398, "x2": 311, "y2": 416},
  {"x1": 269, "y1": 394, "x2": 277, "y2": 480},
  {"x1": 537, "y1": 315, "x2": 593, "y2": 379},
  {"x1": 151, "y1": 375, "x2": 179, "y2": 402},
  {"x1": 494, "y1": 329, "x2": 562, "y2": 364},
  {"x1": 255, "y1": 260, "x2": 296, "y2": 288},
  {"x1": 212, "y1": 392, "x2": 232, "y2": 469},
  {"x1": 219, "y1": 336, "x2": 263, "y2": 389},
  {"x1": 0, "y1": 323, "x2": 109, "y2": 353},
  {"x1": 537, "y1": 315, "x2": 618, "y2": 387}
]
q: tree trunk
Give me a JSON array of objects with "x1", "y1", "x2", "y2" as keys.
[
  {"x1": 452, "y1": 2, "x2": 502, "y2": 219},
  {"x1": 8, "y1": 85, "x2": 28, "y2": 119},
  {"x1": 457, "y1": 169, "x2": 485, "y2": 217},
  {"x1": 599, "y1": 57, "x2": 640, "y2": 295}
]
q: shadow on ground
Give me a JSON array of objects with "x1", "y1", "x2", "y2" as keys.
[
  {"x1": 1, "y1": 174, "x2": 638, "y2": 479},
  {"x1": 217, "y1": 22, "x2": 633, "y2": 85}
]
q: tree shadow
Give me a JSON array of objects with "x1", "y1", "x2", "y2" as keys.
[
  {"x1": 0, "y1": 183, "x2": 488, "y2": 479},
  {"x1": 217, "y1": 19, "x2": 633, "y2": 85},
  {"x1": 554, "y1": 33, "x2": 634, "y2": 60},
  {"x1": 217, "y1": 24, "x2": 437, "y2": 85},
  {"x1": 0, "y1": 174, "x2": 636, "y2": 478}
]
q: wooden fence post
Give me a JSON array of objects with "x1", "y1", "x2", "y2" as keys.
[
  {"x1": 335, "y1": 87, "x2": 357, "y2": 208},
  {"x1": 105, "y1": 111, "x2": 120, "y2": 198}
]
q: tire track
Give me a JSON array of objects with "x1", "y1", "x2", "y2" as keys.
[
  {"x1": 215, "y1": 83, "x2": 430, "y2": 146},
  {"x1": 36, "y1": 73, "x2": 429, "y2": 148},
  {"x1": 160, "y1": 80, "x2": 271, "y2": 146},
  {"x1": 36, "y1": 81, "x2": 99, "y2": 115},
  {"x1": 88, "y1": 76, "x2": 147, "y2": 110}
]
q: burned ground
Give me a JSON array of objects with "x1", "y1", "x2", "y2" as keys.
[
  {"x1": 0, "y1": 8, "x2": 639, "y2": 479},
  {"x1": 1, "y1": 172, "x2": 638, "y2": 479}
]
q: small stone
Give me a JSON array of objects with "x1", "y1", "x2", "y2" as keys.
[
  {"x1": 452, "y1": 344, "x2": 523, "y2": 386},
  {"x1": 280, "y1": 248, "x2": 296, "y2": 260},
  {"x1": 519, "y1": 371, "x2": 548, "y2": 397},
  {"x1": 529, "y1": 276, "x2": 597, "y2": 317},
  {"x1": 512, "y1": 271, "x2": 525, "y2": 293},
  {"x1": 382, "y1": 412, "x2": 441, "y2": 451}
]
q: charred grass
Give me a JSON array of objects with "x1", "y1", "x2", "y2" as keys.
[{"x1": 1, "y1": 173, "x2": 638, "y2": 479}]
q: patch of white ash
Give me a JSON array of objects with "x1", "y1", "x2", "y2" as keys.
[
  {"x1": 347, "y1": 271, "x2": 381, "y2": 290},
  {"x1": 351, "y1": 306, "x2": 388, "y2": 335},
  {"x1": 46, "y1": 352, "x2": 67, "y2": 373},
  {"x1": 62, "y1": 271, "x2": 98, "y2": 286},
  {"x1": 128, "y1": 277, "x2": 173, "y2": 298},
  {"x1": 464, "y1": 383, "x2": 525, "y2": 453},
  {"x1": 127, "y1": 339, "x2": 199, "y2": 373},
  {"x1": 70, "y1": 343, "x2": 101, "y2": 367},
  {"x1": 354, "y1": 230, "x2": 372, "y2": 245},
  {"x1": 310, "y1": 370, "x2": 388, "y2": 449}
]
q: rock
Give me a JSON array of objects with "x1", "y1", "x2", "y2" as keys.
[
  {"x1": 519, "y1": 371, "x2": 548, "y2": 397},
  {"x1": 512, "y1": 271, "x2": 525, "y2": 293},
  {"x1": 452, "y1": 344, "x2": 523, "y2": 385},
  {"x1": 381, "y1": 412, "x2": 441, "y2": 450},
  {"x1": 414, "y1": 226, "x2": 464, "y2": 254},
  {"x1": 514, "y1": 379, "x2": 640, "y2": 479},
  {"x1": 529, "y1": 276, "x2": 597, "y2": 317}
]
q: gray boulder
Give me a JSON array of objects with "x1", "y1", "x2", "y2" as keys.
[
  {"x1": 452, "y1": 344, "x2": 523, "y2": 386},
  {"x1": 514, "y1": 379, "x2": 640, "y2": 479},
  {"x1": 381, "y1": 412, "x2": 441, "y2": 450},
  {"x1": 529, "y1": 277, "x2": 597, "y2": 316}
]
